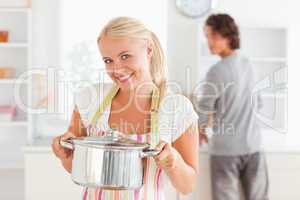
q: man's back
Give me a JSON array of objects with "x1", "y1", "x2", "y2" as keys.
[{"x1": 197, "y1": 52, "x2": 262, "y2": 155}]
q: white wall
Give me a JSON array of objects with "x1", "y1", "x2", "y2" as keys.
[
  {"x1": 213, "y1": 0, "x2": 288, "y2": 27},
  {"x1": 167, "y1": 0, "x2": 288, "y2": 94},
  {"x1": 31, "y1": 0, "x2": 61, "y2": 67},
  {"x1": 31, "y1": 0, "x2": 167, "y2": 69},
  {"x1": 287, "y1": 0, "x2": 300, "y2": 145}
]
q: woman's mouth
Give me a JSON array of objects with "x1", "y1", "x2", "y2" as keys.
[{"x1": 116, "y1": 73, "x2": 134, "y2": 83}]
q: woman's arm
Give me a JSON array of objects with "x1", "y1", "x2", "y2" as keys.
[
  {"x1": 154, "y1": 122, "x2": 199, "y2": 194},
  {"x1": 61, "y1": 153, "x2": 73, "y2": 173},
  {"x1": 67, "y1": 106, "x2": 87, "y2": 137},
  {"x1": 52, "y1": 106, "x2": 87, "y2": 173}
]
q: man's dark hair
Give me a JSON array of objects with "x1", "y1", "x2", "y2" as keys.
[{"x1": 205, "y1": 14, "x2": 240, "y2": 50}]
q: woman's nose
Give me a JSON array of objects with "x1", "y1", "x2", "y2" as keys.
[{"x1": 112, "y1": 60, "x2": 123, "y2": 71}]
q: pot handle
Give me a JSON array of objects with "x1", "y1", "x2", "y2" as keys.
[
  {"x1": 60, "y1": 138, "x2": 74, "y2": 150},
  {"x1": 140, "y1": 148, "x2": 161, "y2": 158}
]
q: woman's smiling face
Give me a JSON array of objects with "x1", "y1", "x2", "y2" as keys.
[{"x1": 98, "y1": 36, "x2": 153, "y2": 90}]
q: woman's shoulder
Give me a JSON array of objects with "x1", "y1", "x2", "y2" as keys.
[
  {"x1": 159, "y1": 91, "x2": 198, "y2": 142},
  {"x1": 159, "y1": 92, "x2": 195, "y2": 115}
]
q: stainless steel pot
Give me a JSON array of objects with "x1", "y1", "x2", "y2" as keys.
[{"x1": 60, "y1": 131, "x2": 160, "y2": 190}]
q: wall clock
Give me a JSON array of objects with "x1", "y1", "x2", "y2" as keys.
[{"x1": 175, "y1": 0, "x2": 218, "y2": 18}]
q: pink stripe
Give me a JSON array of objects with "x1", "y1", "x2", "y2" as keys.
[
  {"x1": 134, "y1": 188, "x2": 140, "y2": 200},
  {"x1": 137, "y1": 134, "x2": 143, "y2": 142},
  {"x1": 97, "y1": 189, "x2": 103, "y2": 200},
  {"x1": 99, "y1": 189, "x2": 103, "y2": 200},
  {"x1": 156, "y1": 169, "x2": 162, "y2": 200},
  {"x1": 83, "y1": 188, "x2": 88, "y2": 200}
]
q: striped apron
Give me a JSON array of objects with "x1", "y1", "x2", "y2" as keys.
[{"x1": 82, "y1": 85, "x2": 163, "y2": 200}]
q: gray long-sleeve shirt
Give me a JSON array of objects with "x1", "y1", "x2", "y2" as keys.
[{"x1": 196, "y1": 52, "x2": 263, "y2": 155}]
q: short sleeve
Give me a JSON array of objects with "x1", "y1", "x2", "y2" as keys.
[{"x1": 159, "y1": 94, "x2": 198, "y2": 143}]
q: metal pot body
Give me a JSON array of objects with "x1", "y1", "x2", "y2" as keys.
[
  {"x1": 71, "y1": 144, "x2": 144, "y2": 190},
  {"x1": 60, "y1": 135, "x2": 159, "y2": 190}
]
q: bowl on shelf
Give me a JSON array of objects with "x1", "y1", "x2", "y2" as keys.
[
  {"x1": 0, "y1": 30, "x2": 9, "y2": 43},
  {"x1": 0, "y1": 67, "x2": 15, "y2": 79},
  {"x1": 0, "y1": 105, "x2": 17, "y2": 122}
]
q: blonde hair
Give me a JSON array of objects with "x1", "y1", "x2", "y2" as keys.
[{"x1": 97, "y1": 17, "x2": 167, "y2": 99}]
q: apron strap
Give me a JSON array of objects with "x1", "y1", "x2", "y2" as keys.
[
  {"x1": 144, "y1": 85, "x2": 161, "y2": 200},
  {"x1": 91, "y1": 85, "x2": 119, "y2": 126},
  {"x1": 149, "y1": 85, "x2": 160, "y2": 148}
]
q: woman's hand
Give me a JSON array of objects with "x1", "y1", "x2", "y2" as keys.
[
  {"x1": 52, "y1": 131, "x2": 76, "y2": 160},
  {"x1": 51, "y1": 107, "x2": 87, "y2": 173},
  {"x1": 153, "y1": 140, "x2": 182, "y2": 173}
]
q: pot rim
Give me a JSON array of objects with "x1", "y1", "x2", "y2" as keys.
[{"x1": 70, "y1": 136, "x2": 150, "y2": 150}]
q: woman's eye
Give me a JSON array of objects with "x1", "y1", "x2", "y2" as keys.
[
  {"x1": 104, "y1": 59, "x2": 112, "y2": 64},
  {"x1": 121, "y1": 54, "x2": 130, "y2": 60}
]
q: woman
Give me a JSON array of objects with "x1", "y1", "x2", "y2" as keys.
[{"x1": 52, "y1": 17, "x2": 199, "y2": 200}]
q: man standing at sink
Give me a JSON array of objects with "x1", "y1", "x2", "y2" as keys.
[{"x1": 195, "y1": 14, "x2": 269, "y2": 200}]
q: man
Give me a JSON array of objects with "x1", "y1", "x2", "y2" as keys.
[{"x1": 196, "y1": 14, "x2": 269, "y2": 200}]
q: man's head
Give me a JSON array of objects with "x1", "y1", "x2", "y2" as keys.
[{"x1": 204, "y1": 14, "x2": 240, "y2": 55}]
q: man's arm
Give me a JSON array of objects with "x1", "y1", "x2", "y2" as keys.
[
  {"x1": 196, "y1": 67, "x2": 220, "y2": 144},
  {"x1": 199, "y1": 113, "x2": 213, "y2": 145}
]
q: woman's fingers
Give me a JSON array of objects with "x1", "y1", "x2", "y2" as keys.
[
  {"x1": 154, "y1": 141, "x2": 177, "y2": 171},
  {"x1": 52, "y1": 132, "x2": 75, "y2": 159},
  {"x1": 61, "y1": 131, "x2": 76, "y2": 141},
  {"x1": 52, "y1": 136, "x2": 67, "y2": 159},
  {"x1": 154, "y1": 140, "x2": 167, "y2": 151},
  {"x1": 154, "y1": 142, "x2": 169, "y2": 161}
]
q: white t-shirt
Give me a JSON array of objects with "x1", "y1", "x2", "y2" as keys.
[{"x1": 74, "y1": 83, "x2": 198, "y2": 199}]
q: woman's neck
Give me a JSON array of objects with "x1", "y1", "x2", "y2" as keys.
[{"x1": 116, "y1": 82, "x2": 155, "y2": 107}]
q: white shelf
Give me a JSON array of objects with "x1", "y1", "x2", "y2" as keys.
[
  {"x1": 0, "y1": 42, "x2": 29, "y2": 48},
  {"x1": 0, "y1": 79, "x2": 28, "y2": 84},
  {"x1": 0, "y1": 7, "x2": 30, "y2": 13},
  {"x1": 0, "y1": 121, "x2": 28, "y2": 127}
]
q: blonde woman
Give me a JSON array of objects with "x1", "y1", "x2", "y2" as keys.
[{"x1": 52, "y1": 17, "x2": 199, "y2": 200}]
